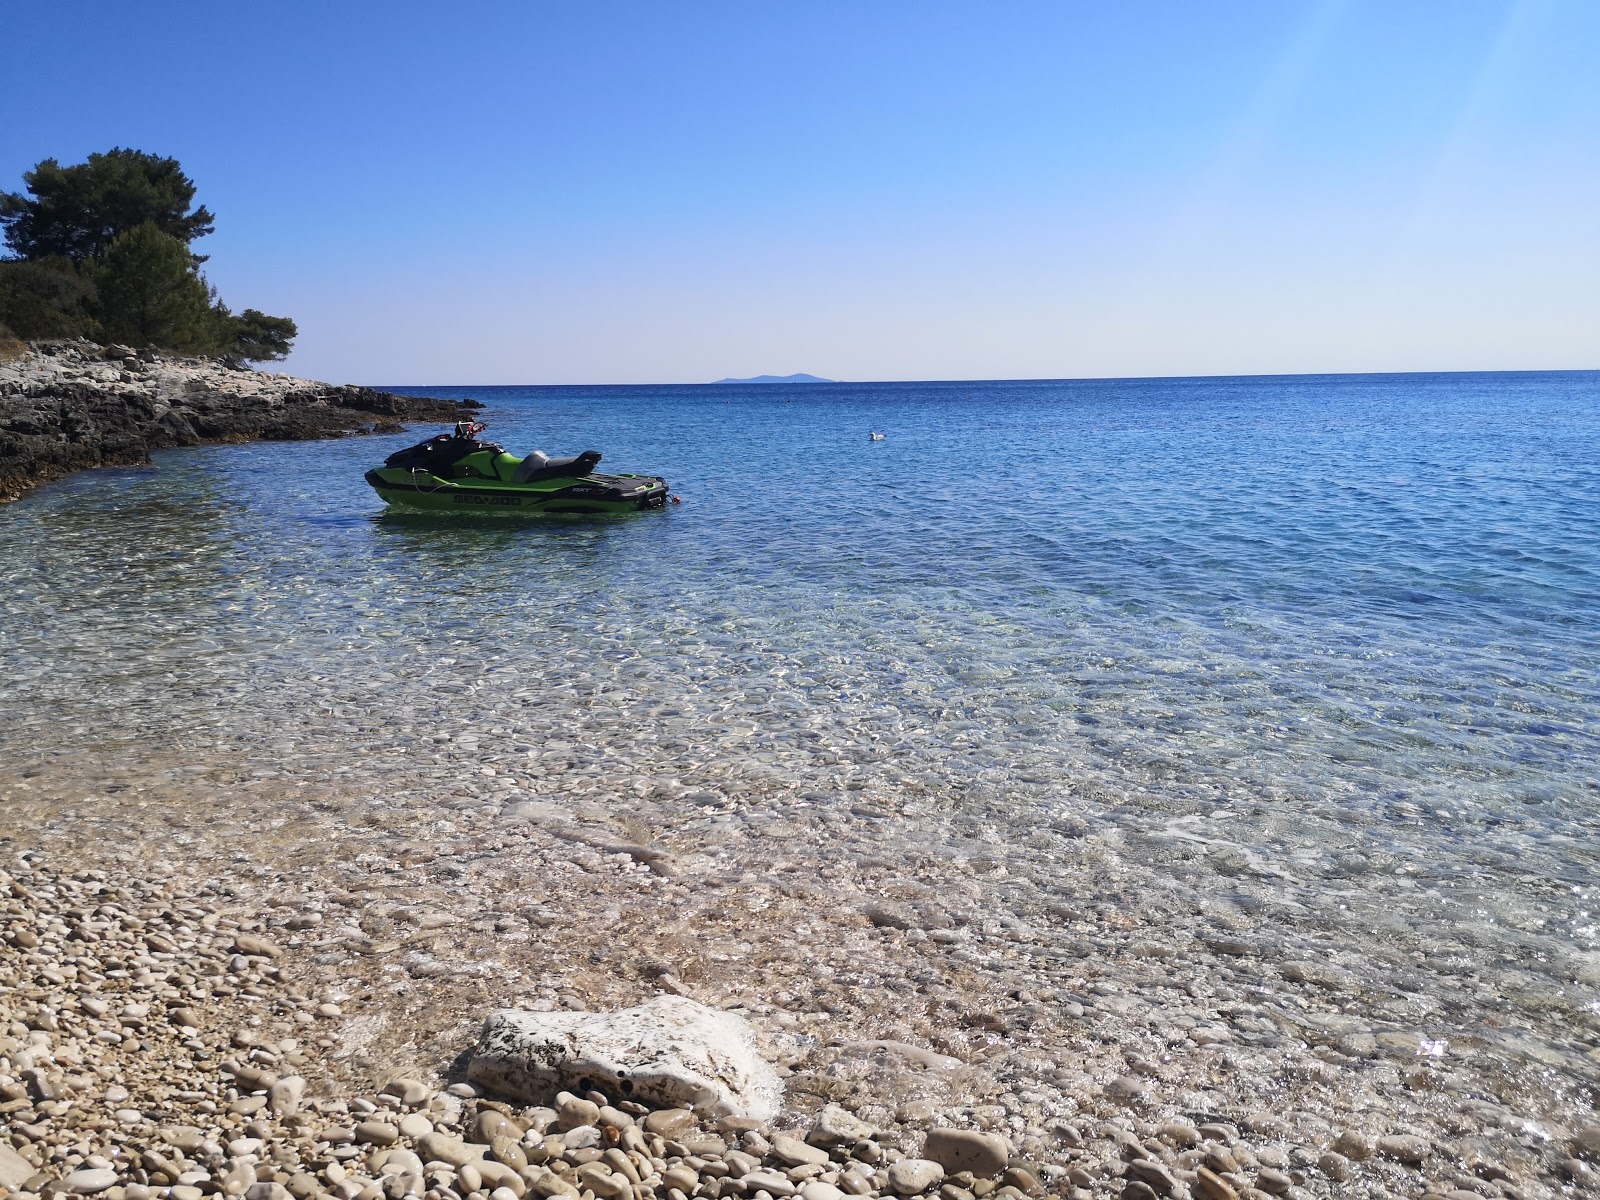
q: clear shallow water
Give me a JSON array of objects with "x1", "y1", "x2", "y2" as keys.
[{"x1": 4, "y1": 371, "x2": 1599, "y2": 1093}]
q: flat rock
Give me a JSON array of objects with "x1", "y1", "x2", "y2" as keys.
[
  {"x1": 467, "y1": 995, "x2": 783, "y2": 1120},
  {"x1": 772, "y1": 1135, "x2": 830, "y2": 1167},
  {"x1": 809, "y1": 1104, "x2": 876, "y2": 1149},
  {"x1": 418, "y1": 1132, "x2": 483, "y2": 1167},
  {"x1": 923, "y1": 1129, "x2": 1009, "y2": 1178},
  {"x1": 65, "y1": 1168, "x2": 119, "y2": 1194},
  {"x1": 0, "y1": 1145, "x2": 36, "y2": 1191},
  {"x1": 1377, "y1": 1134, "x2": 1430, "y2": 1165}
]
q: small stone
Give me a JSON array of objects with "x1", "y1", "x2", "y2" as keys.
[
  {"x1": 1192, "y1": 1167, "x2": 1237, "y2": 1200},
  {"x1": 1119, "y1": 1183, "x2": 1158, "y2": 1200},
  {"x1": 924, "y1": 1131, "x2": 1009, "y2": 1179},
  {"x1": 809, "y1": 1105, "x2": 877, "y2": 1149},
  {"x1": 555, "y1": 1097, "x2": 601, "y2": 1132},
  {"x1": 1157, "y1": 1124, "x2": 1199, "y2": 1149},
  {"x1": 889, "y1": 1159, "x2": 946, "y2": 1195},
  {"x1": 417, "y1": 1132, "x2": 478, "y2": 1167},
  {"x1": 1376, "y1": 1135, "x2": 1429, "y2": 1165},
  {"x1": 477, "y1": 1161, "x2": 526, "y2": 1196},
  {"x1": 357, "y1": 1121, "x2": 399, "y2": 1147},
  {"x1": 1202, "y1": 1147, "x2": 1238, "y2": 1176},
  {"x1": 1575, "y1": 1126, "x2": 1600, "y2": 1161},
  {"x1": 596, "y1": 1105, "x2": 633, "y2": 1129},
  {"x1": 398, "y1": 1113, "x2": 433, "y2": 1139},
  {"x1": 270, "y1": 1076, "x2": 307, "y2": 1116},
  {"x1": 1125, "y1": 1161, "x2": 1176, "y2": 1197},
  {"x1": 561, "y1": 1125, "x2": 602, "y2": 1150},
  {"x1": 1316, "y1": 1152, "x2": 1352, "y2": 1181},
  {"x1": 234, "y1": 934, "x2": 284, "y2": 959},
  {"x1": 645, "y1": 1109, "x2": 697, "y2": 1138},
  {"x1": 1000, "y1": 1167, "x2": 1040, "y2": 1196},
  {"x1": 490, "y1": 1137, "x2": 527, "y2": 1170},
  {"x1": 1105, "y1": 1075, "x2": 1149, "y2": 1103},
  {"x1": 231, "y1": 1064, "x2": 279, "y2": 1092},
  {"x1": 473, "y1": 1110, "x2": 520, "y2": 1143},
  {"x1": 742, "y1": 1170, "x2": 800, "y2": 1198},
  {"x1": 1254, "y1": 1167, "x2": 1291, "y2": 1195},
  {"x1": 800, "y1": 1184, "x2": 845, "y2": 1200},
  {"x1": 773, "y1": 1135, "x2": 831, "y2": 1168},
  {"x1": 0, "y1": 1146, "x2": 36, "y2": 1192},
  {"x1": 163, "y1": 1127, "x2": 206, "y2": 1154},
  {"x1": 66, "y1": 1168, "x2": 120, "y2": 1194},
  {"x1": 381, "y1": 1079, "x2": 431, "y2": 1107},
  {"x1": 575, "y1": 1167, "x2": 631, "y2": 1200},
  {"x1": 663, "y1": 1167, "x2": 699, "y2": 1193},
  {"x1": 1332, "y1": 1130, "x2": 1372, "y2": 1161}
]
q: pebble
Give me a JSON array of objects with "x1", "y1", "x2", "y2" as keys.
[
  {"x1": 417, "y1": 1133, "x2": 478, "y2": 1167},
  {"x1": 645, "y1": 1109, "x2": 698, "y2": 1138},
  {"x1": 472, "y1": 1109, "x2": 520, "y2": 1143},
  {"x1": 1331, "y1": 1130, "x2": 1372, "y2": 1161},
  {"x1": 888, "y1": 1159, "x2": 946, "y2": 1195},
  {"x1": 1376, "y1": 1134, "x2": 1430, "y2": 1165},
  {"x1": 66, "y1": 1167, "x2": 120, "y2": 1193},
  {"x1": 1254, "y1": 1167, "x2": 1291, "y2": 1195},
  {"x1": 810, "y1": 1105, "x2": 878, "y2": 1148},
  {"x1": 773, "y1": 1135, "x2": 832, "y2": 1167},
  {"x1": 924, "y1": 1130, "x2": 1009, "y2": 1179},
  {"x1": 357, "y1": 1120, "x2": 400, "y2": 1146},
  {"x1": 1125, "y1": 1160, "x2": 1177, "y2": 1196},
  {"x1": 1192, "y1": 1167, "x2": 1237, "y2": 1200}
]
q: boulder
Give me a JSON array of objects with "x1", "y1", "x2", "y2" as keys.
[{"x1": 467, "y1": 995, "x2": 782, "y2": 1121}]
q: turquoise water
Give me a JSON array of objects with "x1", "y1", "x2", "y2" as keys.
[{"x1": 3, "y1": 370, "x2": 1599, "y2": 1091}]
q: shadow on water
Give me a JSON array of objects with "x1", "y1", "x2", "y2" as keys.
[{"x1": 368, "y1": 508, "x2": 670, "y2": 588}]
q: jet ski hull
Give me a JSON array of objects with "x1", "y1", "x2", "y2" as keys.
[{"x1": 364, "y1": 468, "x2": 670, "y2": 514}]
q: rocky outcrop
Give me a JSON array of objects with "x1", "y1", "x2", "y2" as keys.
[{"x1": 0, "y1": 338, "x2": 474, "y2": 502}]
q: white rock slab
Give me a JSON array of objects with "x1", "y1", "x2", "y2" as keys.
[{"x1": 467, "y1": 995, "x2": 782, "y2": 1121}]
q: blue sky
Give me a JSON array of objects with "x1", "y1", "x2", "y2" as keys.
[{"x1": 5, "y1": 0, "x2": 1598, "y2": 383}]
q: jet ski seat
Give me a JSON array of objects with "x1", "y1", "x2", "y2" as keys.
[{"x1": 513, "y1": 449, "x2": 603, "y2": 483}]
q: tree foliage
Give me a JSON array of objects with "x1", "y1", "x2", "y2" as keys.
[
  {"x1": 227, "y1": 309, "x2": 299, "y2": 363},
  {"x1": 95, "y1": 224, "x2": 215, "y2": 350},
  {"x1": 0, "y1": 149, "x2": 296, "y2": 359},
  {"x1": 0, "y1": 258, "x2": 99, "y2": 339},
  {"x1": 0, "y1": 148, "x2": 215, "y2": 264}
]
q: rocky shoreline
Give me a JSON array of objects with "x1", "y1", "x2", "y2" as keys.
[
  {"x1": 0, "y1": 339, "x2": 472, "y2": 503},
  {"x1": 4, "y1": 814, "x2": 1597, "y2": 1200}
]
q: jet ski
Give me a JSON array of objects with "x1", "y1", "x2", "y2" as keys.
[{"x1": 365, "y1": 421, "x2": 671, "y2": 514}]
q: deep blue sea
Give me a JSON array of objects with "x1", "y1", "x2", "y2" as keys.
[{"x1": 3, "y1": 370, "x2": 1598, "y2": 1091}]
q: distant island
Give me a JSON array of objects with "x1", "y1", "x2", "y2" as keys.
[{"x1": 714, "y1": 372, "x2": 834, "y2": 384}]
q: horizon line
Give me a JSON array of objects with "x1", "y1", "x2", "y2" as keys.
[{"x1": 361, "y1": 364, "x2": 1600, "y2": 390}]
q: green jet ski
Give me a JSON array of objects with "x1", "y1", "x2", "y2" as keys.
[{"x1": 365, "y1": 421, "x2": 672, "y2": 514}]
